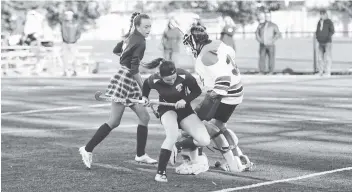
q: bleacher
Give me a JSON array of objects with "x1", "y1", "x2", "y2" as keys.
[{"x1": 1, "y1": 44, "x2": 109, "y2": 76}]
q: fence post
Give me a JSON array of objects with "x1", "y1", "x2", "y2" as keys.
[{"x1": 313, "y1": 33, "x2": 317, "y2": 74}]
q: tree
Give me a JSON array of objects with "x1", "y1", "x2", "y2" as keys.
[
  {"x1": 217, "y1": 1, "x2": 258, "y2": 27},
  {"x1": 159, "y1": 1, "x2": 285, "y2": 26},
  {"x1": 332, "y1": 1, "x2": 352, "y2": 16},
  {"x1": 1, "y1": 0, "x2": 111, "y2": 34}
]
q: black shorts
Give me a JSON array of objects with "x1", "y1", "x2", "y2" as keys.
[
  {"x1": 213, "y1": 103, "x2": 237, "y2": 123},
  {"x1": 158, "y1": 105, "x2": 195, "y2": 124}
]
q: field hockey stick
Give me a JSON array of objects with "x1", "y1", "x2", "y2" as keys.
[
  {"x1": 147, "y1": 100, "x2": 176, "y2": 119},
  {"x1": 95, "y1": 91, "x2": 145, "y2": 105},
  {"x1": 148, "y1": 99, "x2": 175, "y2": 107},
  {"x1": 95, "y1": 91, "x2": 176, "y2": 107},
  {"x1": 169, "y1": 19, "x2": 185, "y2": 36}
]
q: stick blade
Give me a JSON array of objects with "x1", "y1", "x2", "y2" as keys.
[{"x1": 94, "y1": 91, "x2": 104, "y2": 101}]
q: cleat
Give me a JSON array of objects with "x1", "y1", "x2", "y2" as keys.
[
  {"x1": 135, "y1": 154, "x2": 158, "y2": 164},
  {"x1": 221, "y1": 156, "x2": 246, "y2": 172},
  {"x1": 219, "y1": 163, "x2": 230, "y2": 172},
  {"x1": 79, "y1": 146, "x2": 92, "y2": 169},
  {"x1": 155, "y1": 172, "x2": 168, "y2": 182},
  {"x1": 175, "y1": 154, "x2": 209, "y2": 175},
  {"x1": 169, "y1": 145, "x2": 179, "y2": 165},
  {"x1": 240, "y1": 155, "x2": 255, "y2": 171}
]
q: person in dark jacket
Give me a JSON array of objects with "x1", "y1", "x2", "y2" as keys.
[
  {"x1": 315, "y1": 9, "x2": 335, "y2": 77},
  {"x1": 255, "y1": 11, "x2": 281, "y2": 75}
]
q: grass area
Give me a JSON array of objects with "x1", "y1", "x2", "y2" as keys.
[{"x1": 2, "y1": 75, "x2": 352, "y2": 192}]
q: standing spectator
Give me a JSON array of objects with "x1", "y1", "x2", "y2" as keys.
[
  {"x1": 220, "y1": 16, "x2": 236, "y2": 51},
  {"x1": 161, "y1": 18, "x2": 182, "y2": 63},
  {"x1": 315, "y1": 9, "x2": 334, "y2": 77},
  {"x1": 255, "y1": 11, "x2": 281, "y2": 75},
  {"x1": 60, "y1": 10, "x2": 82, "y2": 76}
]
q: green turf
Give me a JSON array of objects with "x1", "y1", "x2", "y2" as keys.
[
  {"x1": 2, "y1": 76, "x2": 352, "y2": 192},
  {"x1": 78, "y1": 37, "x2": 352, "y2": 74}
]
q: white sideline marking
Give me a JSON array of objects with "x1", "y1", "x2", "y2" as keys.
[
  {"x1": 94, "y1": 163, "x2": 133, "y2": 173},
  {"x1": 2, "y1": 105, "x2": 349, "y2": 123},
  {"x1": 211, "y1": 167, "x2": 352, "y2": 192},
  {"x1": 246, "y1": 97, "x2": 351, "y2": 101},
  {"x1": 1, "y1": 104, "x2": 109, "y2": 116}
]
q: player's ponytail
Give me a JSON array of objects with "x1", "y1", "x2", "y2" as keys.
[
  {"x1": 141, "y1": 58, "x2": 164, "y2": 69},
  {"x1": 126, "y1": 12, "x2": 140, "y2": 37}
]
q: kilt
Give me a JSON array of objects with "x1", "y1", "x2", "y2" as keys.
[{"x1": 105, "y1": 66, "x2": 142, "y2": 102}]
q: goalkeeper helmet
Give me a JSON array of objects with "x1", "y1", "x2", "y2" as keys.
[{"x1": 183, "y1": 24, "x2": 209, "y2": 57}]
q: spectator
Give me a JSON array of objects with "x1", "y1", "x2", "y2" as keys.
[
  {"x1": 255, "y1": 11, "x2": 281, "y2": 75},
  {"x1": 220, "y1": 16, "x2": 236, "y2": 51},
  {"x1": 23, "y1": 9, "x2": 44, "y2": 45},
  {"x1": 161, "y1": 18, "x2": 182, "y2": 63},
  {"x1": 315, "y1": 9, "x2": 334, "y2": 77},
  {"x1": 60, "y1": 10, "x2": 82, "y2": 76},
  {"x1": 7, "y1": 15, "x2": 24, "y2": 46}
]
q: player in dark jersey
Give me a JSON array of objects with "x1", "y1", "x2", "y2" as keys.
[
  {"x1": 142, "y1": 58, "x2": 211, "y2": 182},
  {"x1": 79, "y1": 12, "x2": 157, "y2": 169}
]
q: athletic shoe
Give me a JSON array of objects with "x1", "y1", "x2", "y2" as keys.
[
  {"x1": 240, "y1": 155, "x2": 255, "y2": 171},
  {"x1": 135, "y1": 154, "x2": 157, "y2": 164},
  {"x1": 169, "y1": 145, "x2": 178, "y2": 165},
  {"x1": 79, "y1": 146, "x2": 92, "y2": 169},
  {"x1": 155, "y1": 172, "x2": 168, "y2": 182},
  {"x1": 175, "y1": 154, "x2": 209, "y2": 175}
]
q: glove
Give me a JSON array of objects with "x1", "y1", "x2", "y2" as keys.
[
  {"x1": 175, "y1": 99, "x2": 186, "y2": 109},
  {"x1": 141, "y1": 96, "x2": 150, "y2": 106}
]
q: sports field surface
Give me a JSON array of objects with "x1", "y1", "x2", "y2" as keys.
[
  {"x1": 1, "y1": 75, "x2": 352, "y2": 192},
  {"x1": 78, "y1": 38, "x2": 352, "y2": 74}
]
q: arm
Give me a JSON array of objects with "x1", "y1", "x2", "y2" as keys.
[
  {"x1": 133, "y1": 73, "x2": 144, "y2": 90},
  {"x1": 328, "y1": 20, "x2": 335, "y2": 37},
  {"x1": 113, "y1": 40, "x2": 124, "y2": 56},
  {"x1": 142, "y1": 78, "x2": 152, "y2": 99},
  {"x1": 315, "y1": 21, "x2": 320, "y2": 40},
  {"x1": 273, "y1": 24, "x2": 281, "y2": 42},
  {"x1": 161, "y1": 31, "x2": 168, "y2": 48},
  {"x1": 183, "y1": 73, "x2": 202, "y2": 103},
  {"x1": 255, "y1": 25, "x2": 263, "y2": 44},
  {"x1": 201, "y1": 50, "x2": 231, "y2": 95},
  {"x1": 75, "y1": 23, "x2": 82, "y2": 41},
  {"x1": 130, "y1": 42, "x2": 146, "y2": 88}
]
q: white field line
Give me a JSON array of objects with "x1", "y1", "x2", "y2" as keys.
[
  {"x1": 211, "y1": 167, "x2": 352, "y2": 192},
  {"x1": 1, "y1": 104, "x2": 109, "y2": 116},
  {"x1": 1, "y1": 104, "x2": 350, "y2": 123}
]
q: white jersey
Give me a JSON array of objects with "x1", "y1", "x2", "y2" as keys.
[{"x1": 195, "y1": 40, "x2": 243, "y2": 105}]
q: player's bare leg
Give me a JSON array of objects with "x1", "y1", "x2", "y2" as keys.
[
  {"x1": 175, "y1": 114, "x2": 210, "y2": 175},
  {"x1": 79, "y1": 101, "x2": 125, "y2": 169},
  {"x1": 208, "y1": 119, "x2": 254, "y2": 171}
]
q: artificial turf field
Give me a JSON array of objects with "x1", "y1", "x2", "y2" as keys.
[{"x1": 2, "y1": 74, "x2": 352, "y2": 192}]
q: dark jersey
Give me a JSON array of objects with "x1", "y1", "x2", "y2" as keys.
[
  {"x1": 142, "y1": 69, "x2": 202, "y2": 104},
  {"x1": 114, "y1": 29, "x2": 146, "y2": 75}
]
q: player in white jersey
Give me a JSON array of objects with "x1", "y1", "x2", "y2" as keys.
[{"x1": 175, "y1": 23, "x2": 254, "y2": 174}]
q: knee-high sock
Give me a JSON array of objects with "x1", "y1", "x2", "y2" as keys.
[
  {"x1": 85, "y1": 123, "x2": 112, "y2": 152},
  {"x1": 157, "y1": 148, "x2": 172, "y2": 174},
  {"x1": 176, "y1": 137, "x2": 197, "y2": 151},
  {"x1": 198, "y1": 147, "x2": 203, "y2": 156},
  {"x1": 137, "y1": 125, "x2": 148, "y2": 157}
]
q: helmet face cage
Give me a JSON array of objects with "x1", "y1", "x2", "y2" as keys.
[
  {"x1": 183, "y1": 34, "x2": 197, "y2": 57},
  {"x1": 183, "y1": 24, "x2": 208, "y2": 58}
]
